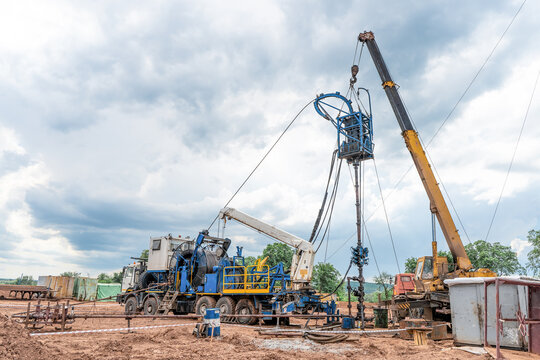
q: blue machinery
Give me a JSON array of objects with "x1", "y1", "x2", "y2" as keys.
[
  {"x1": 119, "y1": 230, "x2": 338, "y2": 325},
  {"x1": 314, "y1": 91, "x2": 374, "y2": 161},
  {"x1": 314, "y1": 89, "x2": 374, "y2": 328}
]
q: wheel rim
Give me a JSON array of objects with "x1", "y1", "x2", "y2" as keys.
[
  {"x1": 240, "y1": 308, "x2": 250, "y2": 315},
  {"x1": 127, "y1": 301, "x2": 135, "y2": 313},
  {"x1": 200, "y1": 304, "x2": 207, "y2": 315},
  {"x1": 219, "y1": 304, "x2": 228, "y2": 313}
]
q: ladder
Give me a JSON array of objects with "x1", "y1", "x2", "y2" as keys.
[{"x1": 156, "y1": 290, "x2": 178, "y2": 315}]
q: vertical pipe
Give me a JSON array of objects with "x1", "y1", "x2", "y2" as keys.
[
  {"x1": 484, "y1": 281, "x2": 488, "y2": 347},
  {"x1": 496, "y1": 278, "x2": 501, "y2": 359},
  {"x1": 347, "y1": 277, "x2": 352, "y2": 317},
  {"x1": 353, "y1": 161, "x2": 365, "y2": 329}
]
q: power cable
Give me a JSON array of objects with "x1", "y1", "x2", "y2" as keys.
[
  {"x1": 309, "y1": 150, "x2": 338, "y2": 243},
  {"x1": 372, "y1": 158, "x2": 401, "y2": 273},
  {"x1": 426, "y1": 0, "x2": 527, "y2": 148},
  {"x1": 328, "y1": 261, "x2": 353, "y2": 296},
  {"x1": 314, "y1": 159, "x2": 343, "y2": 253},
  {"x1": 344, "y1": 0, "x2": 528, "y2": 242},
  {"x1": 485, "y1": 69, "x2": 540, "y2": 241},
  {"x1": 207, "y1": 98, "x2": 315, "y2": 230},
  {"x1": 320, "y1": 0, "x2": 526, "y2": 263}
]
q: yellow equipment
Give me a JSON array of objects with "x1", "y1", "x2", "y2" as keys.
[{"x1": 357, "y1": 31, "x2": 495, "y2": 298}]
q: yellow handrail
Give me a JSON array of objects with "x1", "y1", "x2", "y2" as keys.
[{"x1": 222, "y1": 265, "x2": 270, "y2": 294}]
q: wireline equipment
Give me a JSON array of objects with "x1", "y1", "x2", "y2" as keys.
[
  {"x1": 117, "y1": 209, "x2": 337, "y2": 324},
  {"x1": 313, "y1": 84, "x2": 375, "y2": 328}
]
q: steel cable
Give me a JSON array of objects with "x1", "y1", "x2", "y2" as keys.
[
  {"x1": 485, "y1": 69, "x2": 540, "y2": 241},
  {"x1": 207, "y1": 98, "x2": 315, "y2": 230}
]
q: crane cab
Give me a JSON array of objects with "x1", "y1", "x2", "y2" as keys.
[{"x1": 414, "y1": 255, "x2": 449, "y2": 292}]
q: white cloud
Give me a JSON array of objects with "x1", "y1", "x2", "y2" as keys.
[
  {"x1": 510, "y1": 237, "x2": 530, "y2": 256},
  {"x1": 0, "y1": 125, "x2": 87, "y2": 277},
  {"x1": 0, "y1": 1, "x2": 538, "y2": 279}
]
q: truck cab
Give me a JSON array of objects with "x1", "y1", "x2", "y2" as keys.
[
  {"x1": 393, "y1": 273, "x2": 415, "y2": 296},
  {"x1": 121, "y1": 261, "x2": 145, "y2": 292}
]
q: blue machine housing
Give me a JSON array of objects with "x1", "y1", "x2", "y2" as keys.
[
  {"x1": 314, "y1": 92, "x2": 374, "y2": 161},
  {"x1": 126, "y1": 231, "x2": 338, "y2": 320}
]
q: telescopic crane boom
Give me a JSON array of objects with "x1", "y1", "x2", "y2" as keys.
[
  {"x1": 358, "y1": 31, "x2": 472, "y2": 271},
  {"x1": 358, "y1": 32, "x2": 495, "y2": 289},
  {"x1": 218, "y1": 207, "x2": 315, "y2": 290}
]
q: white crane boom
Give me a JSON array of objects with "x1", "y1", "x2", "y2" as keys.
[{"x1": 218, "y1": 207, "x2": 315, "y2": 289}]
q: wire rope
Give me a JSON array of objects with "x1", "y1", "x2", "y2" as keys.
[
  {"x1": 207, "y1": 98, "x2": 315, "y2": 230},
  {"x1": 372, "y1": 158, "x2": 401, "y2": 273},
  {"x1": 485, "y1": 69, "x2": 540, "y2": 241}
]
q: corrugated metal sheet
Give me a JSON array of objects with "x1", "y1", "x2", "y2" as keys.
[
  {"x1": 73, "y1": 277, "x2": 98, "y2": 301},
  {"x1": 41, "y1": 276, "x2": 75, "y2": 298},
  {"x1": 446, "y1": 277, "x2": 529, "y2": 349}
]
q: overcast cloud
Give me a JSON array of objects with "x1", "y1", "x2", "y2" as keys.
[{"x1": 0, "y1": 0, "x2": 539, "y2": 279}]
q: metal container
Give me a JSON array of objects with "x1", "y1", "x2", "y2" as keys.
[
  {"x1": 373, "y1": 308, "x2": 388, "y2": 328},
  {"x1": 445, "y1": 277, "x2": 531, "y2": 349},
  {"x1": 73, "y1": 277, "x2": 98, "y2": 301},
  {"x1": 42, "y1": 276, "x2": 75, "y2": 298}
]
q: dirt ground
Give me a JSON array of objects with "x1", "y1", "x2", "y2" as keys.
[{"x1": 0, "y1": 299, "x2": 491, "y2": 360}]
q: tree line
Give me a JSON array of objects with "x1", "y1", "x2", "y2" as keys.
[{"x1": 404, "y1": 230, "x2": 540, "y2": 276}]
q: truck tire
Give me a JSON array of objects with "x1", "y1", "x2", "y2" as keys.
[
  {"x1": 124, "y1": 297, "x2": 138, "y2": 315},
  {"x1": 143, "y1": 296, "x2": 159, "y2": 315},
  {"x1": 195, "y1": 296, "x2": 216, "y2": 316},
  {"x1": 235, "y1": 299, "x2": 257, "y2": 325},
  {"x1": 138, "y1": 271, "x2": 157, "y2": 290},
  {"x1": 216, "y1": 297, "x2": 236, "y2": 321}
]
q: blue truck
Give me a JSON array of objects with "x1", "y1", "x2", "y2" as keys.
[{"x1": 117, "y1": 208, "x2": 337, "y2": 324}]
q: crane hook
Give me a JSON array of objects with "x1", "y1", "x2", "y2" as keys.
[{"x1": 350, "y1": 65, "x2": 359, "y2": 86}]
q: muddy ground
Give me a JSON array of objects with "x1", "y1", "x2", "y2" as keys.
[{"x1": 0, "y1": 299, "x2": 490, "y2": 360}]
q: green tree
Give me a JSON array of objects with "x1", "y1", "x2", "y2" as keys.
[
  {"x1": 262, "y1": 243, "x2": 294, "y2": 270},
  {"x1": 140, "y1": 249, "x2": 149, "y2": 260},
  {"x1": 15, "y1": 275, "x2": 36, "y2": 285},
  {"x1": 404, "y1": 257, "x2": 417, "y2": 273},
  {"x1": 373, "y1": 271, "x2": 393, "y2": 298},
  {"x1": 437, "y1": 250, "x2": 455, "y2": 272},
  {"x1": 97, "y1": 273, "x2": 112, "y2": 283},
  {"x1": 465, "y1": 240, "x2": 524, "y2": 275},
  {"x1": 312, "y1": 263, "x2": 343, "y2": 296},
  {"x1": 526, "y1": 229, "x2": 540, "y2": 276},
  {"x1": 365, "y1": 290, "x2": 392, "y2": 303},
  {"x1": 98, "y1": 272, "x2": 123, "y2": 283},
  {"x1": 60, "y1": 271, "x2": 81, "y2": 277},
  {"x1": 244, "y1": 256, "x2": 258, "y2": 267},
  {"x1": 112, "y1": 272, "x2": 123, "y2": 283}
]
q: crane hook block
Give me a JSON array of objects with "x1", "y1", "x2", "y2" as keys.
[{"x1": 314, "y1": 92, "x2": 374, "y2": 161}]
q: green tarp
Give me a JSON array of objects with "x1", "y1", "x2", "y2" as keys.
[{"x1": 96, "y1": 283, "x2": 121, "y2": 302}]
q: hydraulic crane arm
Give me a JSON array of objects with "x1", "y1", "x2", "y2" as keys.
[
  {"x1": 358, "y1": 31, "x2": 472, "y2": 271},
  {"x1": 218, "y1": 207, "x2": 315, "y2": 289}
]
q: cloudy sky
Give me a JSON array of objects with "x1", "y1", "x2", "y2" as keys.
[{"x1": 0, "y1": 1, "x2": 538, "y2": 280}]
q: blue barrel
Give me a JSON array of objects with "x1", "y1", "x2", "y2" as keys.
[
  {"x1": 342, "y1": 316, "x2": 355, "y2": 329},
  {"x1": 204, "y1": 308, "x2": 220, "y2": 336}
]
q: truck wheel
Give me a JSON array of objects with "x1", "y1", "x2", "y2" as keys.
[
  {"x1": 216, "y1": 297, "x2": 236, "y2": 321},
  {"x1": 195, "y1": 296, "x2": 216, "y2": 316},
  {"x1": 138, "y1": 271, "x2": 157, "y2": 290},
  {"x1": 125, "y1": 297, "x2": 138, "y2": 315},
  {"x1": 235, "y1": 299, "x2": 257, "y2": 325},
  {"x1": 143, "y1": 296, "x2": 158, "y2": 315}
]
